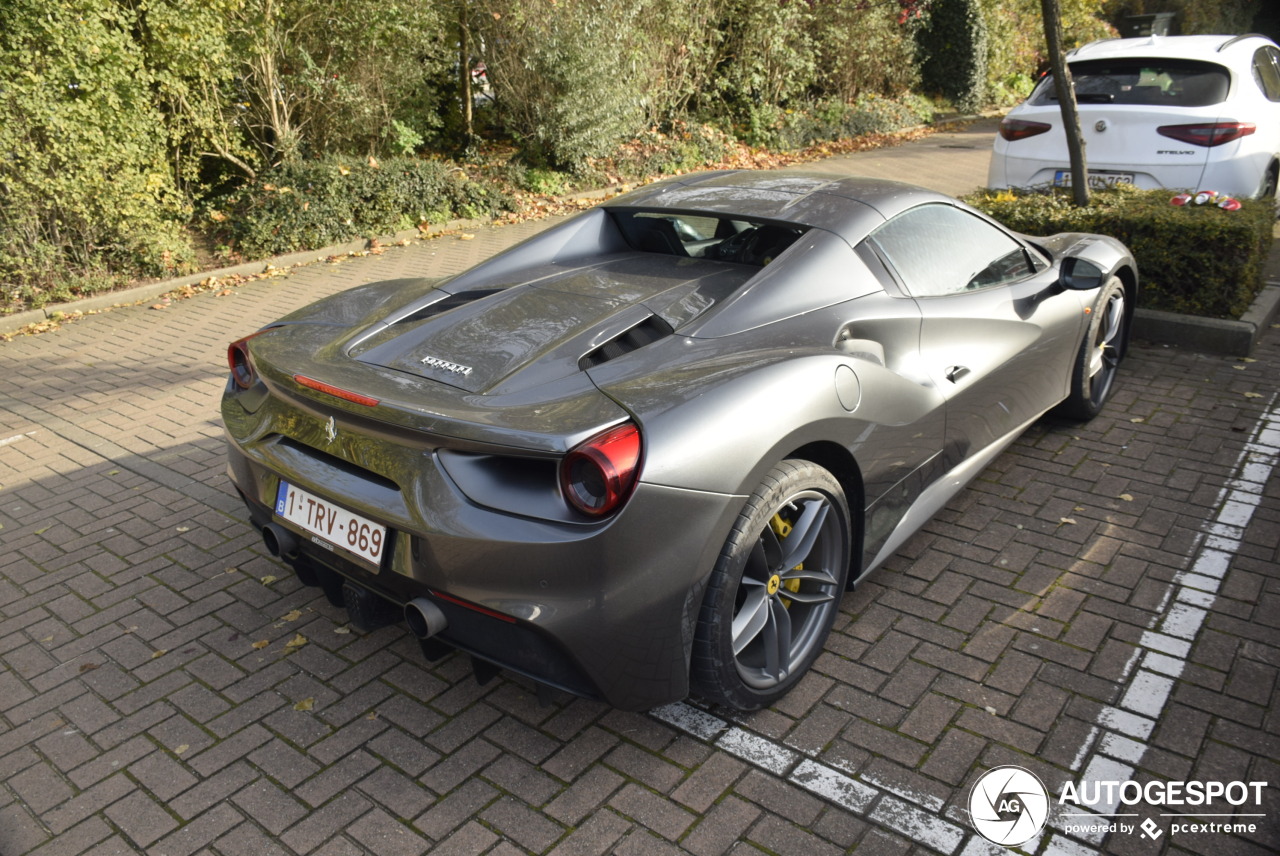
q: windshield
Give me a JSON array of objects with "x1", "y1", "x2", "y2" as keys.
[{"x1": 1032, "y1": 58, "x2": 1229, "y2": 106}]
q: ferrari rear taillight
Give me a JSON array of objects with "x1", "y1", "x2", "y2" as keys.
[
  {"x1": 560, "y1": 423, "x2": 642, "y2": 517},
  {"x1": 1156, "y1": 122, "x2": 1256, "y2": 147},
  {"x1": 227, "y1": 331, "x2": 269, "y2": 389},
  {"x1": 999, "y1": 118, "x2": 1052, "y2": 142}
]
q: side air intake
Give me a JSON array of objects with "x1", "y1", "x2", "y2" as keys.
[{"x1": 578, "y1": 316, "x2": 674, "y2": 370}]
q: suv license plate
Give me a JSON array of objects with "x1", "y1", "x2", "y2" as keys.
[
  {"x1": 274, "y1": 480, "x2": 387, "y2": 570},
  {"x1": 1054, "y1": 170, "x2": 1134, "y2": 189}
]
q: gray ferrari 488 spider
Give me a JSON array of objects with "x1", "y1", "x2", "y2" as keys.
[{"x1": 222, "y1": 170, "x2": 1136, "y2": 711}]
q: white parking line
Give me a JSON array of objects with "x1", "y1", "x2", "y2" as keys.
[
  {"x1": 0, "y1": 430, "x2": 37, "y2": 447},
  {"x1": 1046, "y1": 393, "x2": 1280, "y2": 845}
]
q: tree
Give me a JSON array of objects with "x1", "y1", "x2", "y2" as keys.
[{"x1": 1041, "y1": 0, "x2": 1089, "y2": 205}]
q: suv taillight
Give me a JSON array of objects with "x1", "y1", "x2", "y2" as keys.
[
  {"x1": 999, "y1": 118, "x2": 1052, "y2": 142},
  {"x1": 1157, "y1": 122, "x2": 1256, "y2": 147},
  {"x1": 559, "y1": 423, "x2": 642, "y2": 517}
]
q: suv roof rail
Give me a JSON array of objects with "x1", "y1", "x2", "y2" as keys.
[{"x1": 1217, "y1": 33, "x2": 1269, "y2": 52}]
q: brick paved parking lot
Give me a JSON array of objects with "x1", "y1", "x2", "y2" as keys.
[{"x1": 2, "y1": 124, "x2": 1278, "y2": 856}]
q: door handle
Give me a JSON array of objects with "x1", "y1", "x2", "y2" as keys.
[{"x1": 945, "y1": 365, "x2": 970, "y2": 383}]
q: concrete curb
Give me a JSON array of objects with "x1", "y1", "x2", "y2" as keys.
[{"x1": 1133, "y1": 283, "x2": 1280, "y2": 357}]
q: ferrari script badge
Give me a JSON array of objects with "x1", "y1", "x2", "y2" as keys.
[
  {"x1": 420, "y1": 355, "x2": 474, "y2": 376},
  {"x1": 323, "y1": 416, "x2": 337, "y2": 445}
]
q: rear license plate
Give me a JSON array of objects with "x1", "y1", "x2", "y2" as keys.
[
  {"x1": 1053, "y1": 170, "x2": 1134, "y2": 189},
  {"x1": 274, "y1": 480, "x2": 387, "y2": 570}
]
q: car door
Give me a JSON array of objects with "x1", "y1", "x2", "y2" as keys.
[{"x1": 866, "y1": 203, "x2": 1087, "y2": 468}]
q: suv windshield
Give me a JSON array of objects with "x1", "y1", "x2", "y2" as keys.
[{"x1": 1032, "y1": 58, "x2": 1229, "y2": 106}]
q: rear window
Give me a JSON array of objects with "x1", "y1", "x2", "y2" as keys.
[
  {"x1": 1032, "y1": 59, "x2": 1229, "y2": 107},
  {"x1": 609, "y1": 209, "x2": 807, "y2": 267}
]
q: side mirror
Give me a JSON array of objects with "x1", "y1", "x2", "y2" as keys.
[{"x1": 1060, "y1": 257, "x2": 1105, "y2": 291}]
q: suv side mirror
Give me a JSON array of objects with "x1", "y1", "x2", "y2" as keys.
[{"x1": 1060, "y1": 257, "x2": 1105, "y2": 290}]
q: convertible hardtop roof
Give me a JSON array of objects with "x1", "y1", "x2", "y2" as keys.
[{"x1": 603, "y1": 170, "x2": 955, "y2": 245}]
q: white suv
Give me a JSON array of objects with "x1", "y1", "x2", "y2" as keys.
[{"x1": 989, "y1": 34, "x2": 1280, "y2": 199}]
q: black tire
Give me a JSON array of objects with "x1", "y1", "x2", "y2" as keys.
[
  {"x1": 1056, "y1": 275, "x2": 1128, "y2": 421},
  {"x1": 1259, "y1": 164, "x2": 1278, "y2": 201},
  {"x1": 692, "y1": 459, "x2": 852, "y2": 711}
]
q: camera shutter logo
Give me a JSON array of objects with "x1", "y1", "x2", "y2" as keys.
[{"x1": 969, "y1": 766, "x2": 1050, "y2": 846}]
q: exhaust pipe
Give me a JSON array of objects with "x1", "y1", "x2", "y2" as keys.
[
  {"x1": 261, "y1": 523, "x2": 299, "y2": 560},
  {"x1": 404, "y1": 597, "x2": 448, "y2": 640}
]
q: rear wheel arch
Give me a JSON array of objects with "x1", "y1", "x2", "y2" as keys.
[
  {"x1": 691, "y1": 457, "x2": 854, "y2": 710},
  {"x1": 786, "y1": 441, "x2": 865, "y2": 586}
]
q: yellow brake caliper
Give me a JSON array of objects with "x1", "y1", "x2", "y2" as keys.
[{"x1": 769, "y1": 514, "x2": 804, "y2": 608}]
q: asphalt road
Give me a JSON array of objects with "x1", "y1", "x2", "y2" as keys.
[{"x1": 1, "y1": 119, "x2": 1278, "y2": 856}]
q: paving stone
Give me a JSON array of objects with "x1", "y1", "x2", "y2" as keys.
[
  {"x1": 481, "y1": 794, "x2": 567, "y2": 851},
  {"x1": 547, "y1": 807, "x2": 632, "y2": 856},
  {"x1": 544, "y1": 765, "x2": 626, "y2": 827}
]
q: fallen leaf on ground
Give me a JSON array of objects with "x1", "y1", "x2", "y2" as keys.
[
  {"x1": 281, "y1": 609, "x2": 302, "y2": 622},
  {"x1": 334, "y1": 626, "x2": 351, "y2": 635},
  {"x1": 252, "y1": 640, "x2": 269, "y2": 650},
  {"x1": 1119, "y1": 493, "x2": 1133, "y2": 502},
  {"x1": 151, "y1": 649, "x2": 167, "y2": 659},
  {"x1": 260, "y1": 575, "x2": 278, "y2": 586},
  {"x1": 293, "y1": 698, "x2": 315, "y2": 712},
  {"x1": 173, "y1": 744, "x2": 189, "y2": 755},
  {"x1": 1129, "y1": 417, "x2": 1144, "y2": 423},
  {"x1": 1059, "y1": 517, "x2": 1077, "y2": 525},
  {"x1": 284, "y1": 634, "x2": 307, "y2": 651}
]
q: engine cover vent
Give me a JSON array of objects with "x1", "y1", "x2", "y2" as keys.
[
  {"x1": 401, "y1": 289, "x2": 502, "y2": 324},
  {"x1": 579, "y1": 316, "x2": 674, "y2": 370}
]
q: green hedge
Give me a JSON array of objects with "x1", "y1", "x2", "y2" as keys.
[
  {"x1": 964, "y1": 186, "x2": 1274, "y2": 319},
  {"x1": 918, "y1": 0, "x2": 989, "y2": 112},
  {"x1": 205, "y1": 158, "x2": 513, "y2": 259}
]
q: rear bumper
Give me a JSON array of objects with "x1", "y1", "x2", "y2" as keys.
[
  {"x1": 989, "y1": 152, "x2": 1192, "y2": 191},
  {"x1": 226, "y1": 436, "x2": 743, "y2": 710}
]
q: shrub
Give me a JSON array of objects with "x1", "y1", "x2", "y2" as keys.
[
  {"x1": 478, "y1": 0, "x2": 648, "y2": 172},
  {"x1": 980, "y1": 0, "x2": 1114, "y2": 107},
  {"x1": 964, "y1": 186, "x2": 1274, "y2": 318},
  {"x1": 608, "y1": 122, "x2": 734, "y2": 180},
  {"x1": 710, "y1": 0, "x2": 818, "y2": 131},
  {"x1": 811, "y1": 1, "x2": 926, "y2": 102},
  {"x1": 205, "y1": 158, "x2": 513, "y2": 259},
  {"x1": 917, "y1": 0, "x2": 990, "y2": 112},
  {"x1": 0, "y1": 0, "x2": 195, "y2": 310},
  {"x1": 735, "y1": 94, "x2": 935, "y2": 152}
]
